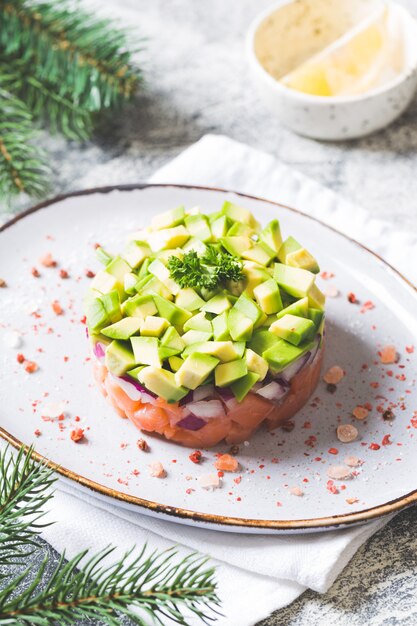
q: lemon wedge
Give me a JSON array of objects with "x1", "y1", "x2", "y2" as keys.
[{"x1": 281, "y1": 6, "x2": 404, "y2": 97}]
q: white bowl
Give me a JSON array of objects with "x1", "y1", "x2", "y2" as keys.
[{"x1": 246, "y1": 0, "x2": 417, "y2": 140}]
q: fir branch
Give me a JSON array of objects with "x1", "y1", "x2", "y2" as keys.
[
  {"x1": 0, "y1": 88, "x2": 51, "y2": 199},
  {"x1": 0, "y1": 445, "x2": 54, "y2": 568},
  {"x1": 0, "y1": 446, "x2": 221, "y2": 625},
  {"x1": 0, "y1": 0, "x2": 142, "y2": 109}
]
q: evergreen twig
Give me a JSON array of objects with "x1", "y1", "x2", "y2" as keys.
[{"x1": 0, "y1": 446, "x2": 220, "y2": 625}]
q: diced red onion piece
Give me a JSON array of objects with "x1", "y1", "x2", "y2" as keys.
[
  {"x1": 177, "y1": 414, "x2": 207, "y2": 431},
  {"x1": 93, "y1": 341, "x2": 105, "y2": 360},
  {"x1": 185, "y1": 399, "x2": 225, "y2": 419},
  {"x1": 224, "y1": 397, "x2": 238, "y2": 411},
  {"x1": 193, "y1": 384, "x2": 215, "y2": 402},
  {"x1": 217, "y1": 387, "x2": 234, "y2": 401},
  {"x1": 120, "y1": 375, "x2": 157, "y2": 398},
  {"x1": 113, "y1": 376, "x2": 142, "y2": 401},
  {"x1": 280, "y1": 352, "x2": 311, "y2": 382},
  {"x1": 256, "y1": 380, "x2": 289, "y2": 401}
]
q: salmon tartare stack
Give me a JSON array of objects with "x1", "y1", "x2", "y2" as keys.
[{"x1": 85, "y1": 201, "x2": 325, "y2": 447}]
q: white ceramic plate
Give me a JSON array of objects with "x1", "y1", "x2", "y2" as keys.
[{"x1": 1, "y1": 185, "x2": 416, "y2": 534}]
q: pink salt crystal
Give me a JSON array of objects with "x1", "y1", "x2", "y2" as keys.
[
  {"x1": 148, "y1": 462, "x2": 166, "y2": 478},
  {"x1": 198, "y1": 473, "x2": 220, "y2": 490},
  {"x1": 352, "y1": 406, "x2": 369, "y2": 420},
  {"x1": 336, "y1": 424, "x2": 358, "y2": 443},
  {"x1": 379, "y1": 345, "x2": 398, "y2": 365},
  {"x1": 289, "y1": 486, "x2": 304, "y2": 497},
  {"x1": 344, "y1": 456, "x2": 362, "y2": 467},
  {"x1": 323, "y1": 366, "x2": 345, "y2": 385},
  {"x1": 327, "y1": 465, "x2": 352, "y2": 480},
  {"x1": 323, "y1": 285, "x2": 339, "y2": 298}
]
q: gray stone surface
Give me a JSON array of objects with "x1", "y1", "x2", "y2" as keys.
[{"x1": 1, "y1": 0, "x2": 417, "y2": 624}]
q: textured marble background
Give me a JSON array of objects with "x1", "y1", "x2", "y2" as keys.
[{"x1": 2, "y1": 0, "x2": 417, "y2": 624}]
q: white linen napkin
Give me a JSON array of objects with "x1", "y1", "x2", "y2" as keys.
[{"x1": 20, "y1": 135, "x2": 417, "y2": 625}]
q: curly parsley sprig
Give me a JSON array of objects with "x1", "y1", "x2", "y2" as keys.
[{"x1": 168, "y1": 246, "x2": 244, "y2": 291}]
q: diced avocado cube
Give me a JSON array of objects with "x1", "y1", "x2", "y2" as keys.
[
  {"x1": 137, "y1": 257, "x2": 150, "y2": 280},
  {"x1": 242, "y1": 261, "x2": 272, "y2": 297},
  {"x1": 277, "y1": 236, "x2": 301, "y2": 263},
  {"x1": 105, "y1": 256, "x2": 132, "y2": 280},
  {"x1": 184, "y1": 214, "x2": 212, "y2": 242},
  {"x1": 105, "y1": 340, "x2": 136, "y2": 376},
  {"x1": 138, "y1": 366, "x2": 188, "y2": 402},
  {"x1": 101, "y1": 292, "x2": 122, "y2": 323},
  {"x1": 183, "y1": 312, "x2": 212, "y2": 333},
  {"x1": 86, "y1": 298, "x2": 110, "y2": 332},
  {"x1": 195, "y1": 341, "x2": 243, "y2": 362},
  {"x1": 91, "y1": 270, "x2": 119, "y2": 296},
  {"x1": 160, "y1": 326, "x2": 186, "y2": 354},
  {"x1": 263, "y1": 339, "x2": 312, "y2": 373},
  {"x1": 287, "y1": 248, "x2": 320, "y2": 274},
  {"x1": 126, "y1": 365, "x2": 146, "y2": 381},
  {"x1": 151, "y1": 206, "x2": 184, "y2": 231},
  {"x1": 175, "y1": 353, "x2": 220, "y2": 390},
  {"x1": 102, "y1": 317, "x2": 142, "y2": 340},
  {"x1": 182, "y1": 237, "x2": 207, "y2": 255},
  {"x1": 181, "y1": 330, "x2": 213, "y2": 345},
  {"x1": 253, "y1": 278, "x2": 283, "y2": 314},
  {"x1": 231, "y1": 371, "x2": 260, "y2": 401},
  {"x1": 307, "y1": 282, "x2": 326, "y2": 310},
  {"x1": 152, "y1": 294, "x2": 192, "y2": 327},
  {"x1": 220, "y1": 236, "x2": 252, "y2": 257},
  {"x1": 276, "y1": 296, "x2": 309, "y2": 320},
  {"x1": 185, "y1": 206, "x2": 201, "y2": 216},
  {"x1": 210, "y1": 215, "x2": 229, "y2": 239},
  {"x1": 148, "y1": 258, "x2": 179, "y2": 295},
  {"x1": 140, "y1": 276, "x2": 173, "y2": 300},
  {"x1": 168, "y1": 355, "x2": 184, "y2": 372},
  {"x1": 242, "y1": 242, "x2": 276, "y2": 266},
  {"x1": 227, "y1": 222, "x2": 254, "y2": 237},
  {"x1": 233, "y1": 341, "x2": 246, "y2": 358},
  {"x1": 233, "y1": 293, "x2": 263, "y2": 324},
  {"x1": 228, "y1": 309, "x2": 254, "y2": 341},
  {"x1": 140, "y1": 315, "x2": 170, "y2": 338},
  {"x1": 201, "y1": 294, "x2": 231, "y2": 315},
  {"x1": 175, "y1": 288, "x2": 205, "y2": 312},
  {"x1": 248, "y1": 329, "x2": 281, "y2": 356},
  {"x1": 245, "y1": 348, "x2": 268, "y2": 381},
  {"x1": 270, "y1": 314, "x2": 315, "y2": 346},
  {"x1": 122, "y1": 294, "x2": 157, "y2": 319},
  {"x1": 95, "y1": 246, "x2": 113, "y2": 266},
  {"x1": 124, "y1": 273, "x2": 138, "y2": 296},
  {"x1": 157, "y1": 248, "x2": 183, "y2": 263},
  {"x1": 215, "y1": 358, "x2": 248, "y2": 387},
  {"x1": 220, "y1": 201, "x2": 259, "y2": 229},
  {"x1": 273, "y1": 264, "x2": 315, "y2": 299},
  {"x1": 147, "y1": 226, "x2": 190, "y2": 252},
  {"x1": 259, "y1": 220, "x2": 282, "y2": 253},
  {"x1": 254, "y1": 311, "x2": 268, "y2": 329},
  {"x1": 158, "y1": 345, "x2": 180, "y2": 360},
  {"x1": 308, "y1": 308, "x2": 324, "y2": 329},
  {"x1": 122, "y1": 241, "x2": 150, "y2": 269},
  {"x1": 212, "y1": 311, "x2": 231, "y2": 341},
  {"x1": 131, "y1": 337, "x2": 161, "y2": 367}
]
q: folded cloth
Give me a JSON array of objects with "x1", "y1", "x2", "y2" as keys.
[{"x1": 10, "y1": 135, "x2": 417, "y2": 626}]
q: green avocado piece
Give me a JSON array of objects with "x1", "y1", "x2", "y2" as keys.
[
  {"x1": 148, "y1": 258, "x2": 180, "y2": 295},
  {"x1": 270, "y1": 314, "x2": 316, "y2": 346},
  {"x1": 276, "y1": 296, "x2": 309, "y2": 320},
  {"x1": 140, "y1": 316, "x2": 170, "y2": 338},
  {"x1": 182, "y1": 237, "x2": 208, "y2": 255},
  {"x1": 242, "y1": 242, "x2": 276, "y2": 266},
  {"x1": 124, "y1": 273, "x2": 138, "y2": 296},
  {"x1": 160, "y1": 326, "x2": 186, "y2": 354},
  {"x1": 130, "y1": 336, "x2": 161, "y2": 367},
  {"x1": 259, "y1": 220, "x2": 282, "y2": 253},
  {"x1": 248, "y1": 329, "x2": 281, "y2": 356},
  {"x1": 126, "y1": 365, "x2": 146, "y2": 381},
  {"x1": 220, "y1": 236, "x2": 252, "y2": 258},
  {"x1": 122, "y1": 241, "x2": 150, "y2": 269},
  {"x1": 215, "y1": 358, "x2": 248, "y2": 387},
  {"x1": 138, "y1": 366, "x2": 188, "y2": 402},
  {"x1": 122, "y1": 294, "x2": 157, "y2": 319},
  {"x1": 307, "y1": 282, "x2": 326, "y2": 310},
  {"x1": 147, "y1": 226, "x2": 190, "y2": 252},
  {"x1": 228, "y1": 309, "x2": 254, "y2": 341},
  {"x1": 105, "y1": 340, "x2": 136, "y2": 376},
  {"x1": 245, "y1": 348, "x2": 268, "y2": 381},
  {"x1": 87, "y1": 291, "x2": 122, "y2": 332},
  {"x1": 175, "y1": 353, "x2": 220, "y2": 390},
  {"x1": 231, "y1": 371, "x2": 260, "y2": 401},
  {"x1": 95, "y1": 246, "x2": 113, "y2": 266},
  {"x1": 101, "y1": 317, "x2": 142, "y2": 340},
  {"x1": 184, "y1": 214, "x2": 212, "y2": 242},
  {"x1": 152, "y1": 293, "x2": 192, "y2": 327},
  {"x1": 139, "y1": 276, "x2": 173, "y2": 300},
  {"x1": 287, "y1": 248, "x2": 320, "y2": 274},
  {"x1": 242, "y1": 262, "x2": 272, "y2": 297},
  {"x1": 201, "y1": 294, "x2": 231, "y2": 315},
  {"x1": 210, "y1": 215, "x2": 229, "y2": 239},
  {"x1": 90, "y1": 270, "x2": 119, "y2": 296},
  {"x1": 233, "y1": 293, "x2": 263, "y2": 324},
  {"x1": 253, "y1": 278, "x2": 283, "y2": 314},
  {"x1": 175, "y1": 288, "x2": 205, "y2": 312},
  {"x1": 151, "y1": 206, "x2": 185, "y2": 231},
  {"x1": 227, "y1": 222, "x2": 254, "y2": 237},
  {"x1": 137, "y1": 257, "x2": 150, "y2": 280},
  {"x1": 183, "y1": 312, "x2": 213, "y2": 333},
  {"x1": 277, "y1": 236, "x2": 301, "y2": 263},
  {"x1": 220, "y1": 201, "x2": 259, "y2": 228},
  {"x1": 168, "y1": 355, "x2": 184, "y2": 372},
  {"x1": 158, "y1": 345, "x2": 180, "y2": 361},
  {"x1": 273, "y1": 264, "x2": 315, "y2": 299},
  {"x1": 212, "y1": 311, "x2": 231, "y2": 341},
  {"x1": 308, "y1": 307, "x2": 324, "y2": 329},
  {"x1": 263, "y1": 339, "x2": 313, "y2": 373},
  {"x1": 105, "y1": 256, "x2": 132, "y2": 280},
  {"x1": 181, "y1": 330, "x2": 213, "y2": 346}
]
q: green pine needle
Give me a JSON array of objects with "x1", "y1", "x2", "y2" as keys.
[
  {"x1": 0, "y1": 446, "x2": 221, "y2": 625},
  {"x1": 0, "y1": 87, "x2": 51, "y2": 199}
]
